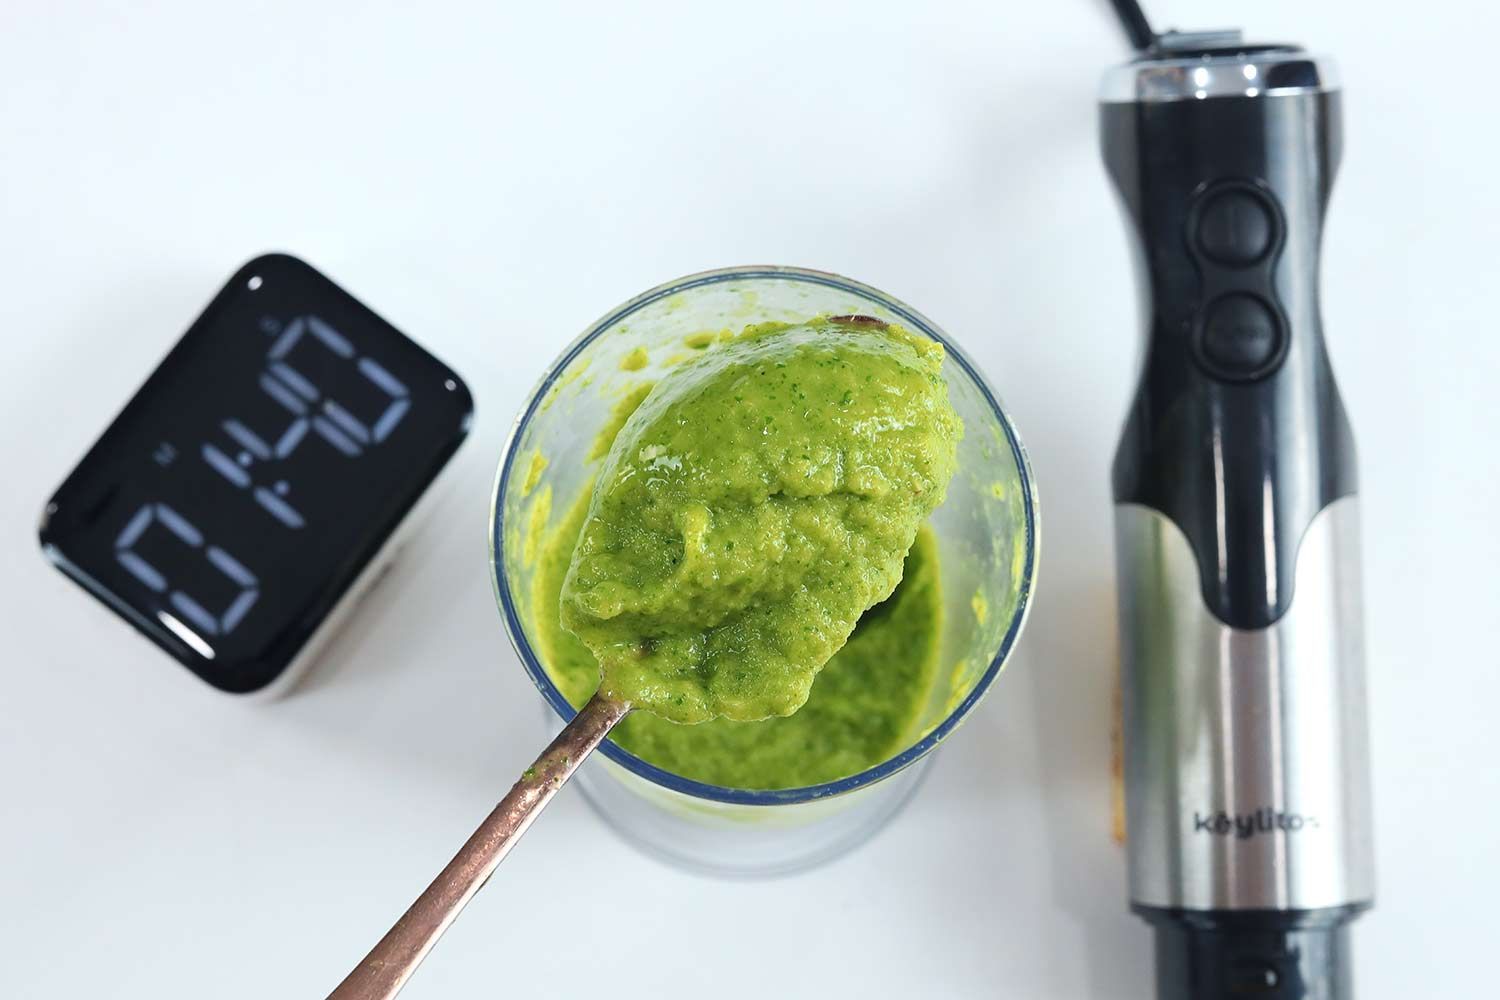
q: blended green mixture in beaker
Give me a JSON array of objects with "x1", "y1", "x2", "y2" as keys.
[{"x1": 531, "y1": 317, "x2": 961, "y2": 789}]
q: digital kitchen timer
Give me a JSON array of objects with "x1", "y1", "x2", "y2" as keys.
[{"x1": 39, "y1": 254, "x2": 473, "y2": 694}]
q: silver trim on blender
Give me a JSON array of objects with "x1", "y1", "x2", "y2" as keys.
[
  {"x1": 1100, "y1": 51, "x2": 1340, "y2": 104},
  {"x1": 1115, "y1": 497, "x2": 1375, "y2": 910}
]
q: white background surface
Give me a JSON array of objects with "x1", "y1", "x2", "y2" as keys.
[{"x1": 3, "y1": 1, "x2": 1497, "y2": 997}]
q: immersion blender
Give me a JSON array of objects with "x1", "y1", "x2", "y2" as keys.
[{"x1": 1101, "y1": 3, "x2": 1375, "y2": 997}]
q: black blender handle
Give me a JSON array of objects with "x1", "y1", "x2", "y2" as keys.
[
  {"x1": 1103, "y1": 82, "x2": 1357, "y2": 629},
  {"x1": 1102, "y1": 13, "x2": 1374, "y2": 1000}
]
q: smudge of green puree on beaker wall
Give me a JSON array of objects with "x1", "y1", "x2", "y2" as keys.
[
  {"x1": 559, "y1": 317, "x2": 962, "y2": 725},
  {"x1": 525, "y1": 317, "x2": 963, "y2": 788}
]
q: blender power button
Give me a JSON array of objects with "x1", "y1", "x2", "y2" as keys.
[
  {"x1": 1199, "y1": 293, "x2": 1285, "y2": 379},
  {"x1": 1195, "y1": 187, "x2": 1277, "y2": 266}
]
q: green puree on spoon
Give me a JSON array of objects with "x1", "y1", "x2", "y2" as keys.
[{"x1": 560, "y1": 316, "x2": 963, "y2": 724}]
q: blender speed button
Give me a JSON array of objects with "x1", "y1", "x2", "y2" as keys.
[
  {"x1": 1199, "y1": 293, "x2": 1284, "y2": 379},
  {"x1": 1196, "y1": 188, "x2": 1275, "y2": 266}
]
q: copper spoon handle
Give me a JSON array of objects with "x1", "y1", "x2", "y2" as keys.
[{"x1": 327, "y1": 693, "x2": 631, "y2": 1000}]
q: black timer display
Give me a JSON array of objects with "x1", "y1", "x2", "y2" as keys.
[{"x1": 40, "y1": 254, "x2": 473, "y2": 693}]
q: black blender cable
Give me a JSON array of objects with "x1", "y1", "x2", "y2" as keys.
[{"x1": 1108, "y1": 0, "x2": 1157, "y2": 52}]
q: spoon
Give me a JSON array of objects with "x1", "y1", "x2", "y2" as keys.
[{"x1": 326, "y1": 692, "x2": 631, "y2": 1000}]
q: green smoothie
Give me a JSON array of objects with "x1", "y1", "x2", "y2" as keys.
[
  {"x1": 535, "y1": 485, "x2": 948, "y2": 787},
  {"x1": 528, "y1": 317, "x2": 963, "y2": 789},
  {"x1": 560, "y1": 318, "x2": 962, "y2": 725}
]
